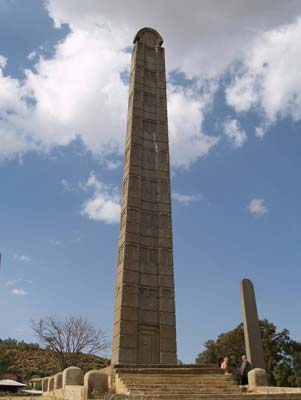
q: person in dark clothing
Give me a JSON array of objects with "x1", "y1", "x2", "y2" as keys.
[{"x1": 239, "y1": 355, "x2": 252, "y2": 385}]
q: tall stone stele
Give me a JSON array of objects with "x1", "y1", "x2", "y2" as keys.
[
  {"x1": 240, "y1": 278, "x2": 266, "y2": 370},
  {"x1": 112, "y1": 27, "x2": 177, "y2": 366}
]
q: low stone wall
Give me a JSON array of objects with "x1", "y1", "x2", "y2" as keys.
[
  {"x1": 247, "y1": 369, "x2": 301, "y2": 394},
  {"x1": 42, "y1": 366, "x2": 109, "y2": 400}
]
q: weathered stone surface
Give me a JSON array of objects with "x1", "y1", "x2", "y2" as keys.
[
  {"x1": 42, "y1": 377, "x2": 49, "y2": 392},
  {"x1": 54, "y1": 372, "x2": 63, "y2": 390},
  {"x1": 240, "y1": 279, "x2": 266, "y2": 369},
  {"x1": 112, "y1": 27, "x2": 177, "y2": 365},
  {"x1": 48, "y1": 376, "x2": 54, "y2": 392},
  {"x1": 63, "y1": 366, "x2": 83, "y2": 386},
  {"x1": 248, "y1": 368, "x2": 268, "y2": 387},
  {"x1": 84, "y1": 370, "x2": 108, "y2": 399}
]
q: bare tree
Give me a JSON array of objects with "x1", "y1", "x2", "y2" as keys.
[{"x1": 32, "y1": 316, "x2": 110, "y2": 370}]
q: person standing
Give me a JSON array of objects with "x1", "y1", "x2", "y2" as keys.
[
  {"x1": 221, "y1": 357, "x2": 229, "y2": 373},
  {"x1": 239, "y1": 355, "x2": 252, "y2": 385}
]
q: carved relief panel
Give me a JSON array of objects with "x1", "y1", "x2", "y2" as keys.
[
  {"x1": 141, "y1": 212, "x2": 159, "y2": 237},
  {"x1": 142, "y1": 178, "x2": 158, "y2": 201},
  {"x1": 143, "y1": 148, "x2": 157, "y2": 169}
]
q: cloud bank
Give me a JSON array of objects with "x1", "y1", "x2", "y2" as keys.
[{"x1": 0, "y1": 1, "x2": 301, "y2": 168}]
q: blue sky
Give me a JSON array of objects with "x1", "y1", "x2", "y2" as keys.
[{"x1": 1, "y1": 0, "x2": 301, "y2": 363}]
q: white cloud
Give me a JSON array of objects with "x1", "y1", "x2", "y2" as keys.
[
  {"x1": 103, "y1": 159, "x2": 122, "y2": 171},
  {"x1": 6, "y1": 280, "x2": 17, "y2": 286},
  {"x1": 248, "y1": 198, "x2": 269, "y2": 217},
  {"x1": 172, "y1": 192, "x2": 203, "y2": 205},
  {"x1": 81, "y1": 172, "x2": 120, "y2": 224},
  {"x1": 61, "y1": 178, "x2": 74, "y2": 192},
  {"x1": 50, "y1": 239, "x2": 62, "y2": 246},
  {"x1": 226, "y1": 18, "x2": 301, "y2": 128},
  {"x1": 27, "y1": 51, "x2": 36, "y2": 60},
  {"x1": 224, "y1": 118, "x2": 247, "y2": 148},
  {"x1": 12, "y1": 288, "x2": 28, "y2": 296},
  {"x1": 255, "y1": 125, "x2": 266, "y2": 139},
  {"x1": 168, "y1": 84, "x2": 219, "y2": 168},
  {"x1": 6, "y1": 279, "x2": 32, "y2": 286},
  {"x1": 0, "y1": 55, "x2": 7, "y2": 69},
  {"x1": 13, "y1": 254, "x2": 31, "y2": 263},
  {"x1": 46, "y1": 0, "x2": 301, "y2": 78},
  {"x1": 1, "y1": 2, "x2": 301, "y2": 166}
]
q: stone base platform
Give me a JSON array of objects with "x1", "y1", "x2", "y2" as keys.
[{"x1": 113, "y1": 365, "x2": 301, "y2": 400}]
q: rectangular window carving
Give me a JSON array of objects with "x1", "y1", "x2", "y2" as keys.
[
  {"x1": 160, "y1": 248, "x2": 172, "y2": 266},
  {"x1": 144, "y1": 46, "x2": 156, "y2": 62},
  {"x1": 126, "y1": 244, "x2": 137, "y2": 261},
  {"x1": 160, "y1": 181, "x2": 168, "y2": 194},
  {"x1": 142, "y1": 212, "x2": 158, "y2": 228},
  {"x1": 143, "y1": 119, "x2": 157, "y2": 134},
  {"x1": 134, "y1": 90, "x2": 141, "y2": 101},
  {"x1": 133, "y1": 116, "x2": 141, "y2": 131},
  {"x1": 140, "y1": 247, "x2": 147, "y2": 263},
  {"x1": 144, "y1": 69, "x2": 157, "y2": 82},
  {"x1": 159, "y1": 151, "x2": 167, "y2": 164},
  {"x1": 144, "y1": 93, "x2": 156, "y2": 107},
  {"x1": 149, "y1": 248, "x2": 158, "y2": 264},
  {"x1": 158, "y1": 121, "x2": 167, "y2": 133},
  {"x1": 130, "y1": 175, "x2": 139, "y2": 192},
  {"x1": 160, "y1": 213, "x2": 170, "y2": 228},
  {"x1": 135, "y1": 66, "x2": 143, "y2": 81},
  {"x1": 150, "y1": 180, "x2": 157, "y2": 197},
  {"x1": 158, "y1": 71, "x2": 165, "y2": 82},
  {"x1": 128, "y1": 208, "x2": 138, "y2": 224},
  {"x1": 142, "y1": 179, "x2": 158, "y2": 198},
  {"x1": 143, "y1": 149, "x2": 156, "y2": 167},
  {"x1": 159, "y1": 96, "x2": 166, "y2": 107},
  {"x1": 131, "y1": 143, "x2": 141, "y2": 162},
  {"x1": 139, "y1": 247, "x2": 159, "y2": 265}
]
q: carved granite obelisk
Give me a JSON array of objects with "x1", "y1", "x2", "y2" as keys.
[
  {"x1": 240, "y1": 279, "x2": 266, "y2": 369},
  {"x1": 112, "y1": 28, "x2": 177, "y2": 365}
]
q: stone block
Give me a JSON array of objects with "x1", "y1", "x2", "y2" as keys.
[
  {"x1": 119, "y1": 333, "x2": 138, "y2": 350},
  {"x1": 112, "y1": 27, "x2": 177, "y2": 365},
  {"x1": 118, "y1": 348, "x2": 137, "y2": 364},
  {"x1": 63, "y1": 366, "x2": 83, "y2": 386},
  {"x1": 160, "y1": 338, "x2": 177, "y2": 353},
  {"x1": 160, "y1": 325, "x2": 176, "y2": 340},
  {"x1": 248, "y1": 368, "x2": 267, "y2": 387},
  {"x1": 84, "y1": 370, "x2": 108, "y2": 399},
  {"x1": 114, "y1": 319, "x2": 137, "y2": 336},
  {"x1": 160, "y1": 352, "x2": 177, "y2": 364},
  {"x1": 42, "y1": 377, "x2": 49, "y2": 392},
  {"x1": 48, "y1": 376, "x2": 54, "y2": 392},
  {"x1": 54, "y1": 372, "x2": 63, "y2": 389},
  {"x1": 240, "y1": 279, "x2": 266, "y2": 369},
  {"x1": 159, "y1": 274, "x2": 174, "y2": 288},
  {"x1": 160, "y1": 311, "x2": 175, "y2": 326}
]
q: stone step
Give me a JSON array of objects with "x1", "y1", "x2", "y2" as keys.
[
  {"x1": 115, "y1": 364, "x2": 218, "y2": 369},
  {"x1": 123, "y1": 383, "x2": 238, "y2": 388},
  {"x1": 115, "y1": 394, "x2": 301, "y2": 400},
  {"x1": 120, "y1": 382, "x2": 238, "y2": 389},
  {"x1": 121, "y1": 379, "x2": 237, "y2": 385},
  {"x1": 115, "y1": 367, "x2": 223, "y2": 375},
  {"x1": 119, "y1": 375, "x2": 234, "y2": 381},
  {"x1": 119, "y1": 373, "x2": 232, "y2": 378}
]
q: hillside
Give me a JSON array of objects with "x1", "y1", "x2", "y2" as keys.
[{"x1": 0, "y1": 339, "x2": 109, "y2": 380}]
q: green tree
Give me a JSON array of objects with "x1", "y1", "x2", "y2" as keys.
[
  {"x1": 0, "y1": 353, "x2": 12, "y2": 374},
  {"x1": 196, "y1": 319, "x2": 301, "y2": 386}
]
